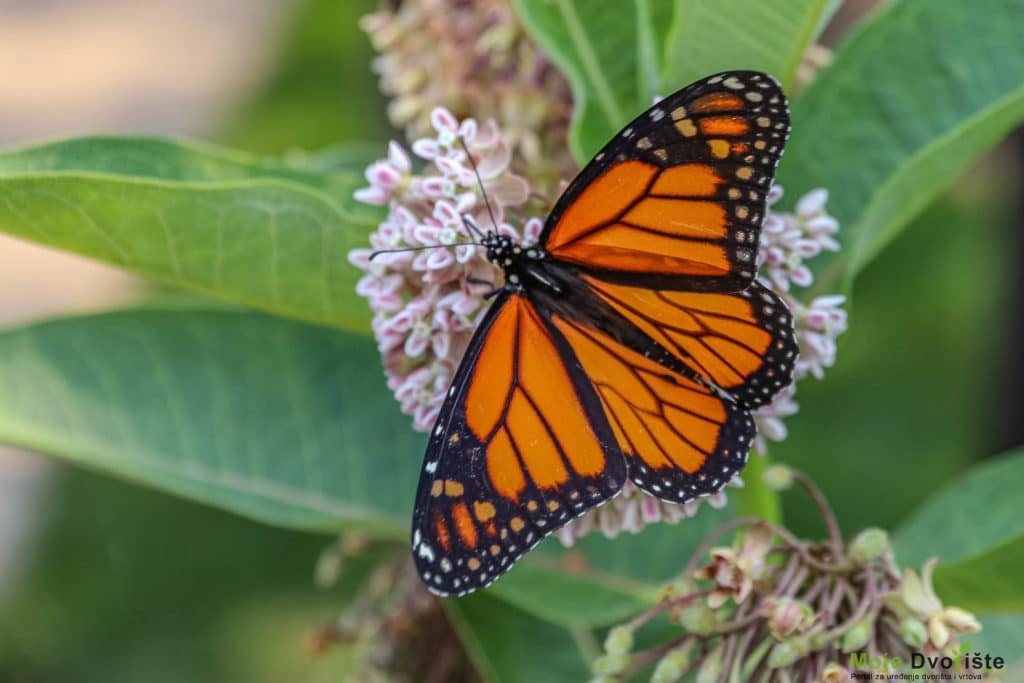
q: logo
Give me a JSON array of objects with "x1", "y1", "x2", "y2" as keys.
[{"x1": 849, "y1": 642, "x2": 1005, "y2": 680}]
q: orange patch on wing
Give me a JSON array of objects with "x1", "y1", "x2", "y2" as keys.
[
  {"x1": 604, "y1": 391, "x2": 671, "y2": 466},
  {"x1": 696, "y1": 314, "x2": 772, "y2": 355},
  {"x1": 466, "y1": 303, "x2": 516, "y2": 440},
  {"x1": 705, "y1": 337, "x2": 765, "y2": 378},
  {"x1": 582, "y1": 278, "x2": 776, "y2": 395},
  {"x1": 451, "y1": 501, "x2": 479, "y2": 549},
  {"x1": 507, "y1": 390, "x2": 569, "y2": 488},
  {"x1": 551, "y1": 318, "x2": 722, "y2": 475},
  {"x1": 434, "y1": 512, "x2": 452, "y2": 553},
  {"x1": 689, "y1": 93, "x2": 745, "y2": 113},
  {"x1": 555, "y1": 321, "x2": 658, "y2": 413},
  {"x1": 698, "y1": 116, "x2": 749, "y2": 136},
  {"x1": 516, "y1": 306, "x2": 606, "y2": 478},
  {"x1": 547, "y1": 161, "x2": 658, "y2": 249},
  {"x1": 650, "y1": 164, "x2": 721, "y2": 197},
  {"x1": 643, "y1": 416, "x2": 707, "y2": 472},
  {"x1": 486, "y1": 427, "x2": 526, "y2": 501},
  {"x1": 669, "y1": 332, "x2": 744, "y2": 386},
  {"x1": 622, "y1": 198, "x2": 727, "y2": 238},
  {"x1": 558, "y1": 237, "x2": 730, "y2": 276},
  {"x1": 662, "y1": 291, "x2": 756, "y2": 319},
  {"x1": 473, "y1": 500, "x2": 497, "y2": 522}
]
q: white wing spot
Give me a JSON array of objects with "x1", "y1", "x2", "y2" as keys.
[{"x1": 418, "y1": 543, "x2": 436, "y2": 562}]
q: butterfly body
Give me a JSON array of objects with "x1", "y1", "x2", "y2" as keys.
[{"x1": 411, "y1": 71, "x2": 798, "y2": 596}]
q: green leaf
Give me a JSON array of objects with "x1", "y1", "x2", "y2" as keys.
[
  {"x1": 0, "y1": 308, "x2": 420, "y2": 534},
  {"x1": 970, "y1": 614, "x2": 1024, "y2": 668},
  {"x1": 0, "y1": 135, "x2": 379, "y2": 211},
  {"x1": 486, "y1": 561, "x2": 654, "y2": 628},
  {"x1": 565, "y1": 503, "x2": 734, "y2": 582},
  {"x1": 779, "y1": 0, "x2": 1024, "y2": 290},
  {"x1": 894, "y1": 451, "x2": 1024, "y2": 613},
  {"x1": 445, "y1": 593, "x2": 590, "y2": 683},
  {"x1": 932, "y1": 540, "x2": 1024, "y2": 613},
  {"x1": 0, "y1": 137, "x2": 382, "y2": 331},
  {"x1": 661, "y1": 0, "x2": 839, "y2": 93},
  {"x1": 513, "y1": 0, "x2": 676, "y2": 161}
]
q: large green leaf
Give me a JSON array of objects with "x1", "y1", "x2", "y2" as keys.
[
  {"x1": 487, "y1": 561, "x2": 654, "y2": 628},
  {"x1": 0, "y1": 308, "x2": 419, "y2": 534},
  {"x1": 445, "y1": 593, "x2": 590, "y2": 683},
  {"x1": 780, "y1": 0, "x2": 1024, "y2": 291},
  {"x1": 512, "y1": 0, "x2": 839, "y2": 162},
  {"x1": 971, "y1": 614, "x2": 1024, "y2": 670},
  {"x1": 894, "y1": 451, "x2": 1024, "y2": 613},
  {"x1": 0, "y1": 136, "x2": 379, "y2": 217},
  {"x1": 661, "y1": 0, "x2": 839, "y2": 93},
  {"x1": 0, "y1": 137, "x2": 380, "y2": 331},
  {"x1": 513, "y1": 0, "x2": 676, "y2": 162}
]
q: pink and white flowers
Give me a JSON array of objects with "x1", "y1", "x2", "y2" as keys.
[{"x1": 349, "y1": 107, "x2": 538, "y2": 432}]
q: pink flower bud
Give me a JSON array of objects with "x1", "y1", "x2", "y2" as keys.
[{"x1": 430, "y1": 106, "x2": 460, "y2": 134}]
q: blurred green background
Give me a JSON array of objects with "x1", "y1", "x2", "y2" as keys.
[{"x1": 0, "y1": 0, "x2": 1020, "y2": 681}]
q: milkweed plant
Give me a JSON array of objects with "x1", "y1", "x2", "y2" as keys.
[{"x1": 0, "y1": 1, "x2": 1022, "y2": 682}]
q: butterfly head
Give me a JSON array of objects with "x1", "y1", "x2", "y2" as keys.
[{"x1": 480, "y1": 232, "x2": 549, "y2": 291}]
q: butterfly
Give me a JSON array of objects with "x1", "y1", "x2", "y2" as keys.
[{"x1": 411, "y1": 71, "x2": 797, "y2": 596}]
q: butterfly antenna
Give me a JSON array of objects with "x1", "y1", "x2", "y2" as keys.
[
  {"x1": 462, "y1": 214, "x2": 486, "y2": 240},
  {"x1": 458, "y1": 135, "x2": 501, "y2": 233},
  {"x1": 369, "y1": 242, "x2": 481, "y2": 261}
]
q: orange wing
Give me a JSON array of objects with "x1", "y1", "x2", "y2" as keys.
[
  {"x1": 548, "y1": 313, "x2": 754, "y2": 500},
  {"x1": 541, "y1": 71, "x2": 789, "y2": 292},
  {"x1": 582, "y1": 276, "x2": 798, "y2": 408},
  {"x1": 411, "y1": 293, "x2": 626, "y2": 596}
]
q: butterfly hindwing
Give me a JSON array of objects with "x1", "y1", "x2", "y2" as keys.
[
  {"x1": 541, "y1": 70, "x2": 790, "y2": 292},
  {"x1": 581, "y1": 277, "x2": 799, "y2": 409},
  {"x1": 412, "y1": 293, "x2": 626, "y2": 596},
  {"x1": 548, "y1": 313, "x2": 754, "y2": 501}
]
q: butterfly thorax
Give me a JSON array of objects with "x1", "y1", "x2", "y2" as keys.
[{"x1": 481, "y1": 232, "x2": 563, "y2": 296}]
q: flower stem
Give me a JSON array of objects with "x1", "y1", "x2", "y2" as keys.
[
  {"x1": 733, "y1": 453, "x2": 782, "y2": 524},
  {"x1": 790, "y1": 470, "x2": 843, "y2": 552}
]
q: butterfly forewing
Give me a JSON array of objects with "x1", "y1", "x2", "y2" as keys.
[
  {"x1": 412, "y1": 293, "x2": 626, "y2": 596},
  {"x1": 541, "y1": 71, "x2": 790, "y2": 292}
]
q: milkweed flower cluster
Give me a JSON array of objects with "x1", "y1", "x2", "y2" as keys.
[
  {"x1": 349, "y1": 107, "x2": 540, "y2": 432},
  {"x1": 589, "y1": 468, "x2": 985, "y2": 683},
  {"x1": 751, "y1": 186, "x2": 846, "y2": 455},
  {"x1": 361, "y1": 0, "x2": 575, "y2": 186}
]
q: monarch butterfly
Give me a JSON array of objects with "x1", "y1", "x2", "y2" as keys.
[{"x1": 411, "y1": 71, "x2": 797, "y2": 596}]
